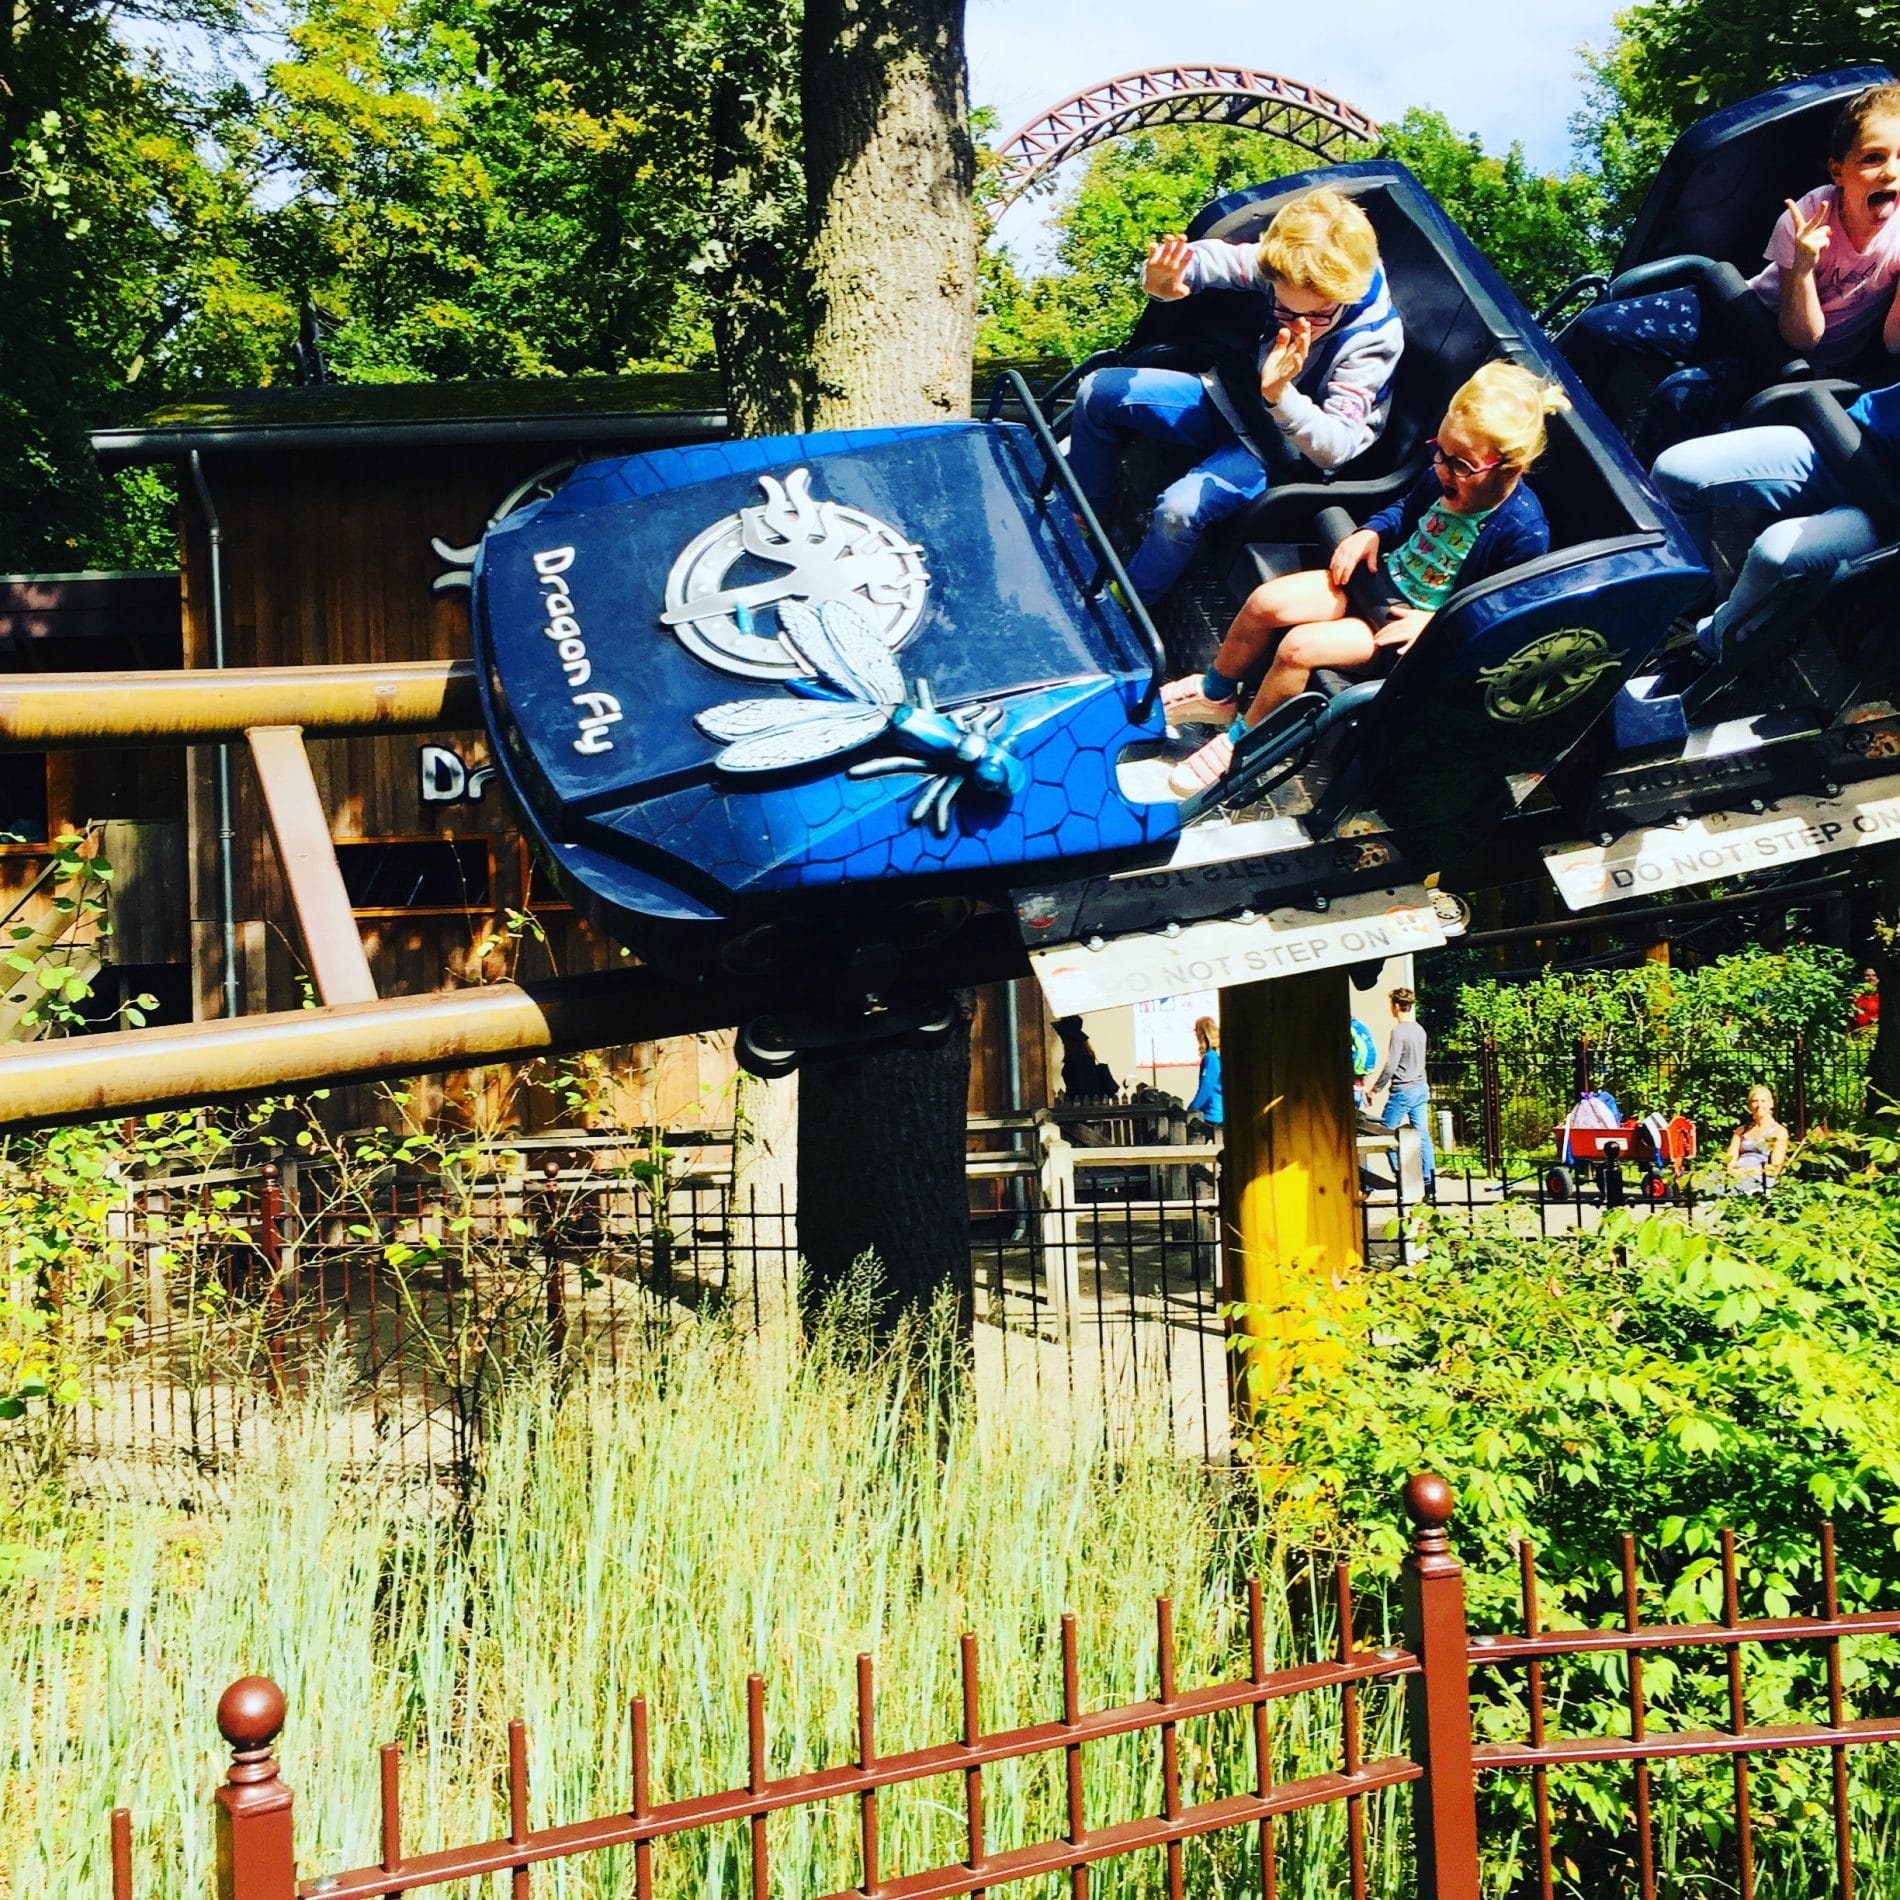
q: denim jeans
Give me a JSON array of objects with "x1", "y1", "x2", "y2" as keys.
[
  {"x1": 1648, "y1": 426, "x2": 1880, "y2": 655},
  {"x1": 1560, "y1": 287, "x2": 1766, "y2": 459},
  {"x1": 1381, "y1": 1081, "x2": 1434, "y2": 1186},
  {"x1": 1067, "y1": 367, "x2": 1271, "y2": 602}
]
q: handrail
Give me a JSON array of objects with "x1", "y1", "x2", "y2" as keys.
[
  {"x1": 985, "y1": 368, "x2": 1166, "y2": 713},
  {"x1": 0, "y1": 818, "x2": 105, "y2": 940}
]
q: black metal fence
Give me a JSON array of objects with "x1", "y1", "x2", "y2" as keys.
[
  {"x1": 1428, "y1": 1032, "x2": 1870, "y2": 1170},
  {"x1": 37, "y1": 1046, "x2": 1845, "y2": 1491},
  {"x1": 61, "y1": 1128, "x2": 1233, "y2": 1485}
]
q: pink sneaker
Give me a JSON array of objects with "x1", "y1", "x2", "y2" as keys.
[
  {"x1": 1167, "y1": 730, "x2": 1235, "y2": 797},
  {"x1": 1160, "y1": 675, "x2": 1240, "y2": 728}
]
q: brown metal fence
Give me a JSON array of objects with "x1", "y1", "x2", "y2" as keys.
[{"x1": 103, "y1": 1476, "x2": 1900, "y2": 1900}]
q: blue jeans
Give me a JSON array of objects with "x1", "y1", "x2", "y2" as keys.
[
  {"x1": 1067, "y1": 367, "x2": 1271, "y2": 601},
  {"x1": 1381, "y1": 1082, "x2": 1434, "y2": 1186},
  {"x1": 1649, "y1": 426, "x2": 1880, "y2": 656},
  {"x1": 1560, "y1": 288, "x2": 1764, "y2": 459}
]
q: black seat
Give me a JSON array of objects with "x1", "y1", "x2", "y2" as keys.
[
  {"x1": 1071, "y1": 160, "x2": 1709, "y2": 871},
  {"x1": 1613, "y1": 67, "x2": 1892, "y2": 280},
  {"x1": 1548, "y1": 67, "x2": 1897, "y2": 425}
]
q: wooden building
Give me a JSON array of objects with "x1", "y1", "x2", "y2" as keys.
[{"x1": 84, "y1": 378, "x2": 1054, "y2": 1129}]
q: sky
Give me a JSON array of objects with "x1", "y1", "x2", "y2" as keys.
[{"x1": 968, "y1": 0, "x2": 1626, "y2": 259}]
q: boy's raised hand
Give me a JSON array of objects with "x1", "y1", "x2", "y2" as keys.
[
  {"x1": 1259, "y1": 319, "x2": 1312, "y2": 404},
  {"x1": 1143, "y1": 236, "x2": 1194, "y2": 300},
  {"x1": 1328, "y1": 528, "x2": 1380, "y2": 587},
  {"x1": 1785, "y1": 197, "x2": 1832, "y2": 273}
]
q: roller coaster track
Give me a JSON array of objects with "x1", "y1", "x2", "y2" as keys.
[{"x1": 991, "y1": 67, "x2": 1381, "y2": 210}]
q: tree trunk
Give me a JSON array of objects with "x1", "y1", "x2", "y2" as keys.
[
  {"x1": 801, "y1": 0, "x2": 977, "y2": 428},
  {"x1": 797, "y1": 994, "x2": 974, "y2": 1329},
  {"x1": 1869, "y1": 856, "x2": 1900, "y2": 1110},
  {"x1": 791, "y1": 0, "x2": 980, "y2": 1325}
]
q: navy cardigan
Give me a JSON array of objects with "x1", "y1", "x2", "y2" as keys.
[{"x1": 1362, "y1": 470, "x2": 1550, "y2": 597}]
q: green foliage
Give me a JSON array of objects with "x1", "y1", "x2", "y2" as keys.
[
  {"x1": 1243, "y1": 1165, "x2": 1900, "y2": 1886},
  {"x1": 1442, "y1": 944, "x2": 1861, "y2": 1139},
  {"x1": 1374, "y1": 109, "x2": 1609, "y2": 312},
  {"x1": 0, "y1": 0, "x2": 804, "y2": 568},
  {"x1": 0, "y1": 0, "x2": 270, "y2": 564}
]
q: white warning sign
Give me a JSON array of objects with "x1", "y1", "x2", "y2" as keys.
[
  {"x1": 1544, "y1": 775, "x2": 1900, "y2": 911},
  {"x1": 1029, "y1": 886, "x2": 1446, "y2": 1016}
]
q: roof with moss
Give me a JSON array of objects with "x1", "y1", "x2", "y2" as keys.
[{"x1": 91, "y1": 362, "x2": 1062, "y2": 467}]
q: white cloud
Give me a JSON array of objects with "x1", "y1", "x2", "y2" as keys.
[{"x1": 971, "y1": 0, "x2": 1624, "y2": 254}]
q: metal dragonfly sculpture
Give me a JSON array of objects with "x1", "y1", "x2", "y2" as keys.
[{"x1": 695, "y1": 597, "x2": 1029, "y2": 835}]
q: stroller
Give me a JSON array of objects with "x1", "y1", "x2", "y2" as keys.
[{"x1": 1547, "y1": 1091, "x2": 1697, "y2": 1204}]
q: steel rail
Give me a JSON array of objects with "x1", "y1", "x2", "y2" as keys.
[{"x1": 0, "y1": 660, "x2": 480, "y2": 746}]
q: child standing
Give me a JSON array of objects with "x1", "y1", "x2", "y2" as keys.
[
  {"x1": 1162, "y1": 361, "x2": 1567, "y2": 796},
  {"x1": 1066, "y1": 187, "x2": 1404, "y2": 605},
  {"x1": 1563, "y1": 82, "x2": 1900, "y2": 456}
]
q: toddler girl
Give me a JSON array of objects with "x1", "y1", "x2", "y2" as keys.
[{"x1": 1163, "y1": 361, "x2": 1568, "y2": 797}]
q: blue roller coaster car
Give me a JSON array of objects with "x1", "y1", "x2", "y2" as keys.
[
  {"x1": 472, "y1": 416, "x2": 1182, "y2": 975},
  {"x1": 471, "y1": 159, "x2": 1718, "y2": 1029}
]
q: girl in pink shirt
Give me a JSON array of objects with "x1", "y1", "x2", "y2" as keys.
[{"x1": 1562, "y1": 82, "x2": 1900, "y2": 457}]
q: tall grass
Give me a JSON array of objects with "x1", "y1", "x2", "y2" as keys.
[{"x1": 3, "y1": 1302, "x2": 1407, "y2": 1900}]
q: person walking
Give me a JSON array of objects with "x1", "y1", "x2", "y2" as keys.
[
  {"x1": 1373, "y1": 987, "x2": 1433, "y2": 1190},
  {"x1": 1185, "y1": 1014, "x2": 1223, "y2": 1139}
]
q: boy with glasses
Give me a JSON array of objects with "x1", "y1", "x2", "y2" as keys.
[{"x1": 1066, "y1": 187, "x2": 1404, "y2": 606}]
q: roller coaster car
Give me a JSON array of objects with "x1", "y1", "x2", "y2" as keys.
[
  {"x1": 472, "y1": 419, "x2": 1182, "y2": 999},
  {"x1": 1590, "y1": 380, "x2": 1900, "y2": 829},
  {"x1": 1021, "y1": 162, "x2": 1706, "y2": 951},
  {"x1": 1544, "y1": 67, "x2": 1896, "y2": 418}
]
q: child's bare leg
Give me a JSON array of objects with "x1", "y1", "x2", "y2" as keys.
[
  {"x1": 1243, "y1": 618, "x2": 1379, "y2": 721},
  {"x1": 1210, "y1": 569, "x2": 1349, "y2": 679}
]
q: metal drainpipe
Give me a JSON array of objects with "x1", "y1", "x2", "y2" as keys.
[{"x1": 188, "y1": 452, "x2": 241, "y2": 1019}]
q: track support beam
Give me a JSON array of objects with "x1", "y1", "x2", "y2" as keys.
[{"x1": 1219, "y1": 966, "x2": 1362, "y2": 1414}]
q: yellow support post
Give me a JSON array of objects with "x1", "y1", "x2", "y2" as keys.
[{"x1": 1219, "y1": 966, "x2": 1362, "y2": 1417}]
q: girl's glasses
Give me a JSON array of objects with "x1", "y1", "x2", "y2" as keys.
[{"x1": 1429, "y1": 437, "x2": 1501, "y2": 480}]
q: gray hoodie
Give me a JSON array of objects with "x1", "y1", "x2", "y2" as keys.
[{"x1": 1176, "y1": 238, "x2": 1405, "y2": 470}]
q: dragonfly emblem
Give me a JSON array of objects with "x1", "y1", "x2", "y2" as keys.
[{"x1": 695, "y1": 597, "x2": 1028, "y2": 835}]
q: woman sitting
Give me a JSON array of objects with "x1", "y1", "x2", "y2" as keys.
[
  {"x1": 1161, "y1": 361, "x2": 1569, "y2": 796},
  {"x1": 1724, "y1": 1084, "x2": 1790, "y2": 1195}
]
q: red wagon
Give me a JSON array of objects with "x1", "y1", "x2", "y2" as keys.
[{"x1": 1546, "y1": 1107, "x2": 1696, "y2": 1204}]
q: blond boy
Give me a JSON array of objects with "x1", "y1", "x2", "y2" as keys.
[{"x1": 1068, "y1": 187, "x2": 1404, "y2": 604}]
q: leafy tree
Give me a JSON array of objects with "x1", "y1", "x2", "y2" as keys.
[
  {"x1": 1374, "y1": 108, "x2": 1609, "y2": 313},
  {"x1": 0, "y1": 0, "x2": 270, "y2": 566},
  {"x1": 1576, "y1": 0, "x2": 1900, "y2": 239}
]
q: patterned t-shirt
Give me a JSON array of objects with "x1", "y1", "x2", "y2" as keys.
[
  {"x1": 1749, "y1": 185, "x2": 1900, "y2": 367},
  {"x1": 1385, "y1": 498, "x2": 1498, "y2": 609}
]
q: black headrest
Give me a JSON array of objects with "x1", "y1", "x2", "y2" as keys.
[{"x1": 1617, "y1": 67, "x2": 1894, "y2": 274}]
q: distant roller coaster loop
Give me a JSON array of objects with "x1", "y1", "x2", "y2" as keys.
[{"x1": 991, "y1": 66, "x2": 1381, "y2": 211}]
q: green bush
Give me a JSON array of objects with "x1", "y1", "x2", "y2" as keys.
[
  {"x1": 1246, "y1": 1156, "x2": 1900, "y2": 1889},
  {"x1": 1438, "y1": 946, "x2": 1865, "y2": 1150}
]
